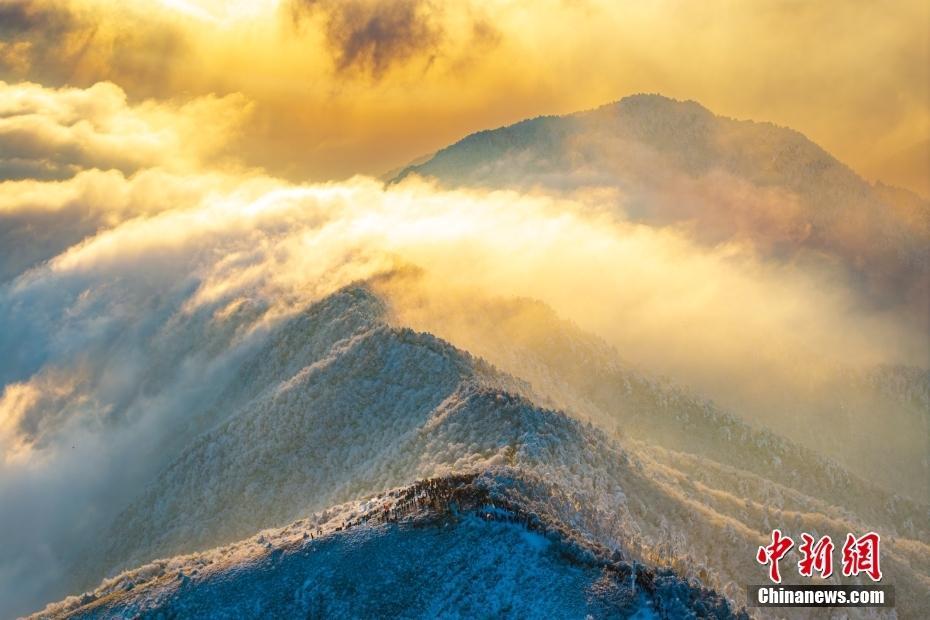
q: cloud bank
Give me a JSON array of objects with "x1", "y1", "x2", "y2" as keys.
[{"x1": 0, "y1": 80, "x2": 251, "y2": 180}]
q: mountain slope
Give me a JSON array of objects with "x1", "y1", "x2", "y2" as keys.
[
  {"x1": 34, "y1": 472, "x2": 747, "y2": 620},
  {"x1": 380, "y1": 276, "x2": 930, "y2": 508}
]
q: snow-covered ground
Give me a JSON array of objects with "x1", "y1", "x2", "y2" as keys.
[
  {"x1": 32, "y1": 472, "x2": 741, "y2": 619},
  {"x1": 29, "y1": 284, "x2": 930, "y2": 619}
]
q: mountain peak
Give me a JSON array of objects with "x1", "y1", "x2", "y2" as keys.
[{"x1": 607, "y1": 92, "x2": 712, "y2": 114}]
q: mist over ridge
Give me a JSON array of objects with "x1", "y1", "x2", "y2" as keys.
[{"x1": 0, "y1": 79, "x2": 927, "y2": 618}]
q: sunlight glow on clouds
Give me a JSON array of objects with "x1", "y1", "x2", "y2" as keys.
[
  {"x1": 0, "y1": 80, "x2": 252, "y2": 181},
  {"x1": 159, "y1": 0, "x2": 282, "y2": 24},
  {"x1": 1, "y1": 0, "x2": 926, "y2": 193}
]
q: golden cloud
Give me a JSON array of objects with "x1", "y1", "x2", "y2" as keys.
[
  {"x1": 0, "y1": 80, "x2": 252, "y2": 180},
  {"x1": 1, "y1": 0, "x2": 923, "y2": 195}
]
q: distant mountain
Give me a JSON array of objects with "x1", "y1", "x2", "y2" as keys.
[{"x1": 394, "y1": 94, "x2": 929, "y2": 319}]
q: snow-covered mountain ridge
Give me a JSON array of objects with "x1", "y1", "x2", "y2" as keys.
[
  {"x1": 34, "y1": 282, "x2": 929, "y2": 619},
  {"x1": 32, "y1": 471, "x2": 748, "y2": 619}
]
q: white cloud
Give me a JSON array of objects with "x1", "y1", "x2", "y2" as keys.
[{"x1": 0, "y1": 80, "x2": 252, "y2": 180}]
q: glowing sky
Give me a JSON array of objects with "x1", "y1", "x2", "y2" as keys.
[{"x1": 1, "y1": 0, "x2": 927, "y2": 195}]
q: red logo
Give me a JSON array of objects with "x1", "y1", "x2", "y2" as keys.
[
  {"x1": 798, "y1": 533, "x2": 834, "y2": 578},
  {"x1": 758, "y1": 530, "x2": 882, "y2": 583},
  {"x1": 756, "y1": 529, "x2": 794, "y2": 583},
  {"x1": 841, "y1": 532, "x2": 882, "y2": 582}
]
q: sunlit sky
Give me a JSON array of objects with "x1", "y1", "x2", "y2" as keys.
[{"x1": 2, "y1": 0, "x2": 928, "y2": 195}]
